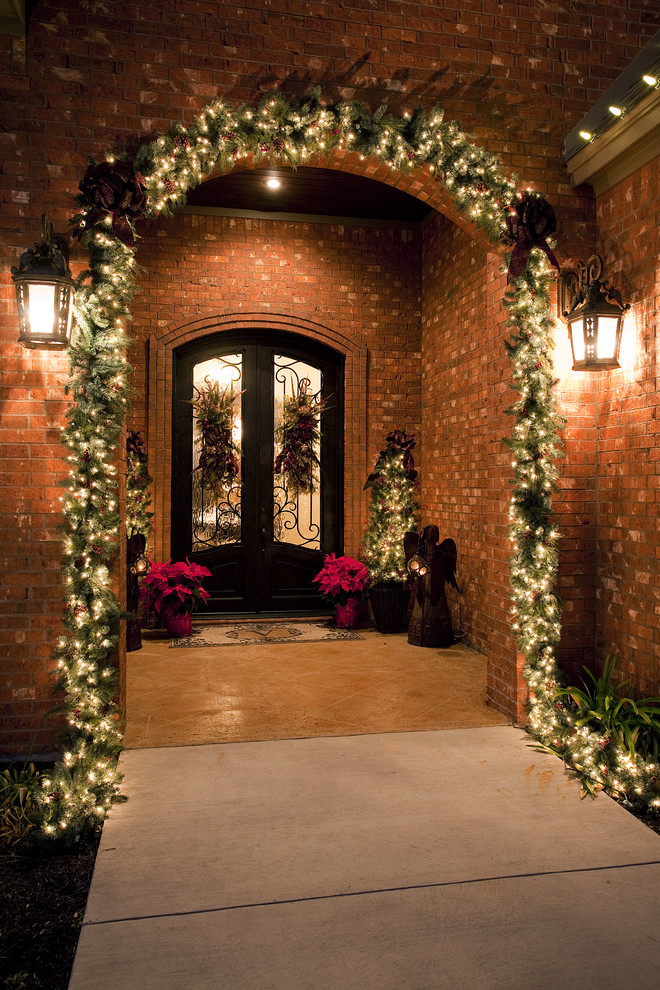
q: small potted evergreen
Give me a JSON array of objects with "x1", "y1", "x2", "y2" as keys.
[{"x1": 361, "y1": 430, "x2": 420, "y2": 633}]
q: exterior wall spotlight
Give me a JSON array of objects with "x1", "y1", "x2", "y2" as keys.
[
  {"x1": 559, "y1": 255, "x2": 630, "y2": 371},
  {"x1": 11, "y1": 214, "x2": 74, "y2": 349}
]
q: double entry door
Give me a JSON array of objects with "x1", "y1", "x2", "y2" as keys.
[{"x1": 172, "y1": 331, "x2": 343, "y2": 613}]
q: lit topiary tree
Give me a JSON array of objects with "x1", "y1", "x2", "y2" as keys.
[{"x1": 361, "y1": 431, "x2": 420, "y2": 584}]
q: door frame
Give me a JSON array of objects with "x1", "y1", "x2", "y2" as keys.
[{"x1": 171, "y1": 328, "x2": 345, "y2": 614}]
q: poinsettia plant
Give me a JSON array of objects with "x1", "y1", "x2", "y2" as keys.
[
  {"x1": 312, "y1": 554, "x2": 371, "y2": 606},
  {"x1": 139, "y1": 559, "x2": 212, "y2": 618}
]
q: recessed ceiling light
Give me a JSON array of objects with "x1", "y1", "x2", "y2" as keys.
[
  {"x1": 643, "y1": 74, "x2": 657, "y2": 87},
  {"x1": 608, "y1": 105, "x2": 623, "y2": 117},
  {"x1": 579, "y1": 130, "x2": 592, "y2": 141},
  {"x1": 265, "y1": 177, "x2": 282, "y2": 189}
]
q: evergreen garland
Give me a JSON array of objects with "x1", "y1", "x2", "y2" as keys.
[
  {"x1": 43, "y1": 89, "x2": 656, "y2": 839},
  {"x1": 38, "y1": 232, "x2": 137, "y2": 842},
  {"x1": 126, "y1": 430, "x2": 153, "y2": 540}
]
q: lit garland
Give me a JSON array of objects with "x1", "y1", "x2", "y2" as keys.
[
  {"x1": 362, "y1": 433, "x2": 420, "y2": 583},
  {"x1": 126, "y1": 430, "x2": 153, "y2": 541},
  {"x1": 503, "y1": 258, "x2": 660, "y2": 812},
  {"x1": 40, "y1": 90, "x2": 656, "y2": 839},
  {"x1": 37, "y1": 231, "x2": 136, "y2": 842}
]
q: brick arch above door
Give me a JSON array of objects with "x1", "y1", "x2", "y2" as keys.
[
  {"x1": 215, "y1": 148, "x2": 499, "y2": 252},
  {"x1": 145, "y1": 312, "x2": 368, "y2": 563}
]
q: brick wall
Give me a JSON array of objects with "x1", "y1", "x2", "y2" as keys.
[
  {"x1": 129, "y1": 210, "x2": 422, "y2": 560},
  {"x1": 0, "y1": 344, "x2": 71, "y2": 756},
  {"x1": 420, "y1": 213, "x2": 533, "y2": 717},
  {"x1": 1, "y1": 0, "x2": 658, "y2": 753},
  {"x1": 591, "y1": 158, "x2": 660, "y2": 695}
]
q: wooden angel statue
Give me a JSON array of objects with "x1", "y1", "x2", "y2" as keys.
[{"x1": 404, "y1": 526, "x2": 460, "y2": 648}]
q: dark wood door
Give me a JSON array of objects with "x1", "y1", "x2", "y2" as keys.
[{"x1": 172, "y1": 331, "x2": 343, "y2": 613}]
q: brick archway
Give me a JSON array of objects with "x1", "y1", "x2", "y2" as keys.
[
  {"x1": 115, "y1": 96, "x2": 554, "y2": 726},
  {"x1": 41, "y1": 92, "x2": 562, "y2": 836}
]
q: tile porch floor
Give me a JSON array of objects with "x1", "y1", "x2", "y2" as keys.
[{"x1": 123, "y1": 627, "x2": 509, "y2": 749}]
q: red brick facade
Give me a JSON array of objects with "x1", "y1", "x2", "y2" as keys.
[
  {"x1": 592, "y1": 159, "x2": 660, "y2": 694},
  {"x1": 1, "y1": 2, "x2": 658, "y2": 754},
  {"x1": 130, "y1": 211, "x2": 423, "y2": 560}
]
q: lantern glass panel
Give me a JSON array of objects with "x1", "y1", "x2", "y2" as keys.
[
  {"x1": 28, "y1": 283, "x2": 57, "y2": 338},
  {"x1": 596, "y1": 316, "x2": 619, "y2": 359},
  {"x1": 570, "y1": 318, "x2": 585, "y2": 361}
]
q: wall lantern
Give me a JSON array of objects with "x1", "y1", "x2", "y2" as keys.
[
  {"x1": 11, "y1": 215, "x2": 74, "y2": 350},
  {"x1": 559, "y1": 255, "x2": 630, "y2": 371}
]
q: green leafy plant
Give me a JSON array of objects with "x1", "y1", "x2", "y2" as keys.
[
  {"x1": 561, "y1": 655, "x2": 660, "y2": 761},
  {"x1": 0, "y1": 762, "x2": 42, "y2": 847},
  {"x1": 4, "y1": 973, "x2": 29, "y2": 989}
]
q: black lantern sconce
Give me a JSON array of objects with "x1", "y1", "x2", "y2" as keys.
[
  {"x1": 559, "y1": 255, "x2": 630, "y2": 371},
  {"x1": 11, "y1": 215, "x2": 74, "y2": 350}
]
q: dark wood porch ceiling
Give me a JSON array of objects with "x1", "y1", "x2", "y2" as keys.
[{"x1": 186, "y1": 165, "x2": 433, "y2": 224}]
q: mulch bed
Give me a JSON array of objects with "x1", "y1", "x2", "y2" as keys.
[{"x1": 0, "y1": 837, "x2": 99, "y2": 990}]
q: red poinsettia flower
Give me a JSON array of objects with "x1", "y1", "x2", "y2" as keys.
[
  {"x1": 140, "y1": 559, "x2": 211, "y2": 617},
  {"x1": 313, "y1": 554, "x2": 371, "y2": 606}
]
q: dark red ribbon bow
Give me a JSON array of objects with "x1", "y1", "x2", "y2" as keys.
[
  {"x1": 127, "y1": 430, "x2": 146, "y2": 457},
  {"x1": 504, "y1": 193, "x2": 559, "y2": 283},
  {"x1": 78, "y1": 161, "x2": 147, "y2": 247}
]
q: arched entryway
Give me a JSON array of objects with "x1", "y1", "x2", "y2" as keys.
[
  {"x1": 172, "y1": 328, "x2": 344, "y2": 613},
  {"x1": 44, "y1": 92, "x2": 564, "y2": 835}
]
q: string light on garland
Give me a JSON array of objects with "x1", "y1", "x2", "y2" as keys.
[
  {"x1": 503, "y1": 243, "x2": 660, "y2": 812},
  {"x1": 362, "y1": 431, "x2": 420, "y2": 583},
  {"x1": 126, "y1": 430, "x2": 153, "y2": 541},
  {"x1": 40, "y1": 90, "x2": 658, "y2": 842}
]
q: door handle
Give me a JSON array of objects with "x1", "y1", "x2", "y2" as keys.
[{"x1": 260, "y1": 525, "x2": 267, "y2": 551}]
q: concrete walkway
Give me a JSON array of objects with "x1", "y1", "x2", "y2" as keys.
[{"x1": 69, "y1": 727, "x2": 660, "y2": 990}]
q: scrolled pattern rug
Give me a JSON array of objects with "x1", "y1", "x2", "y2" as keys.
[{"x1": 171, "y1": 621, "x2": 364, "y2": 647}]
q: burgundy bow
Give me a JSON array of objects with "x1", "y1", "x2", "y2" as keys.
[
  {"x1": 386, "y1": 430, "x2": 416, "y2": 476},
  {"x1": 364, "y1": 431, "x2": 417, "y2": 489},
  {"x1": 127, "y1": 430, "x2": 146, "y2": 457},
  {"x1": 504, "y1": 193, "x2": 559, "y2": 283},
  {"x1": 77, "y1": 161, "x2": 147, "y2": 247}
]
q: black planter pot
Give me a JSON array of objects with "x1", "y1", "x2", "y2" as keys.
[{"x1": 369, "y1": 582, "x2": 409, "y2": 634}]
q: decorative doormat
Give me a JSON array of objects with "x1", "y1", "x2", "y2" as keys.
[{"x1": 171, "y1": 621, "x2": 364, "y2": 648}]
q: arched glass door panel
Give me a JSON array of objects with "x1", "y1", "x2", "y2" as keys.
[
  {"x1": 191, "y1": 353, "x2": 242, "y2": 550},
  {"x1": 273, "y1": 353, "x2": 322, "y2": 551}
]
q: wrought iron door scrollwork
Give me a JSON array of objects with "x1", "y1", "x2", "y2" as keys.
[
  {"x1": 273, "y1": 480, "x2": 320, "y2": 547},
  {"x1": 191, "y1": 353, "x2": 243, "y2": 549},
  {"x1": 272, "y1": 354, "x2": 323, "y2": 550}
]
